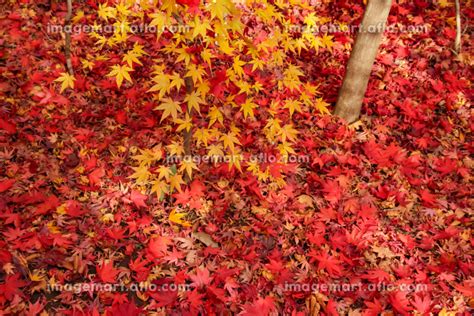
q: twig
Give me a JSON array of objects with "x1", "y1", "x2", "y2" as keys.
[{"x1": 65, "y1": 0, "x2": 74, "y2": 75}]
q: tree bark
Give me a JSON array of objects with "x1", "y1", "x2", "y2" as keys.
[
  {"x1": 65, "y1": 0, "x2": 74, "y2": 75},
  {"x1": 454, "y1": 0, "x2": 461, "y2": 53},
  {"x1": 183, "y1": 77, "x2": 193, "y2": 182},
  {"x1": 334, "y1": 0, "x2": 392, "y2": 123}
]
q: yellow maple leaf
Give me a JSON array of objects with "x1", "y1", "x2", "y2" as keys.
[
  {"x1": 179, "y1": 158, "x2": 198, "y2": 179},
  {"x1": 167, "y1": 141, "x2": 185, "y2": 157},
  {"x1": 208, "y1": 106, "x2": 224, "y2": 126},
  {"x1": 156, "y1": 165, "x2": 172, "y2": 180},
  {"x1": 81, "y1": 59, "x2": 95, "y2": 71},
  {"x1": 154, "y1": 98, "x2": 182, "y2": 122},
  {"x1": 174, "y1": 114, "x2": 193, "y2": 132},
  {"x1": 438, "y1": 308, "x2": 457, "y2": 316},
  {"x1": 97, "y1": 3, "x2": 116, "y2": 21},
  {"x1": 169, "y1": 72, "x2": 185, "y2": 91},
  {"x1": 233, "y1": 56, "x2": 246, "y2": 77},
  {"x1": 169, "y1": 209, "x2": 191, "y2": 227},
  {"x1": 250, "y1": 57, "x2": 265, "y2": 71},
  {"x1": 132, "y1": 147, "x2": 163, "y2": 166},
  {"x1": 227, "y1": 153, "x2": 243, "y2": 171},
  {"x1": 220, "y1": 132, "x2": 241, "y2": 153},
  {"x1": 207, "y1": 144, "x2": 224, "y2": 160},
  {"x1": 149, "y1": 11, "x2": 168, "y2": 30},
  {"x1": 115, "y1": 2, "x2": 131, "y2": 18},
  {"x1": 175, "y1": 48, "x2": 192, "y2": 66},
  {"x1": 280, "y1": 124, "x2": 299, "y2": 143},
  {"x1": 148, "y1": 74, "x2": 171, "y2": 97},
  {"x1": 284, "y1": 99, "x2": 302, "y2": 118},
  {"x1": 192, "y1": 16, "x2": 210, "y2": 38},
  {"x1": 241, "y1": 98, "x2": 257, "y2": 119},
  {"x1": 185, "y1": 91, "x2": 204, "y2": 113},
  {"x1": 186, "y1": 64, "x2": 205, "y2": 84},
  {"x1": 320, "y1": 34, "x2": 334, "y2": 51},
  {"x1": 107, "y1": 64, "x2": 133, "y2": 88},
  {"x1": 55, "y1": 72, "x2": 75, "y2": 93},
  {"x1": 122, "y1": 51, "x2": 143, "y2": 67},
  {"x1": 314, "y1": 97, "x2": 330, "y2": 114},
  {"x1": 72, "y1": 10, "x2": 85, "y2": 24},
  {"x1": 193, "y1": 128, "x2": 212, "y2": 147},
  {"x1": 278, "y1": 142, "x2": 296, "y2": 157},
  {"x1": 151, "y1": 179, "x2": 168, "y2": 198},
  {"x1": 208, "y1": 0, "x2": 235, "y2": 22},
  {"x1": 438, "y1": 0, "x2": 452, "y2": 7},
  {"x1": 216, "y1": 35, "x2": 234, "y2": 55},
  {"x1": 201, "y1": 48, "x2": 213, "y2": 66},
  {"x1": 131, "y1": 42, "x2": 147, "y2": 56},
  {"x1": 129, "y1": 165, "x2": 150, "y2": 185},
  {"x1": 169, "y1": 173, "x2": 184, "y2": 192},
  {"x1": 304, "y1": 12, "x2": 319, "y2": 28}
]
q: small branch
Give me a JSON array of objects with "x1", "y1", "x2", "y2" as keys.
[
  {"x1": 183, "y1": 77, "x2": 194, "y2": 183},
  {"x1": 454, "y1": 0, "x2": 461, "y2": 53},
  {"x1": 65, "y1": 0, "x2": 74, "y2": 75}
]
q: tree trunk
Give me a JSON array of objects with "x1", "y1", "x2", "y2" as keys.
[
  {"x1": 454, "y1": 0, "x2": 461, "y2": 53},
  {"x1": 334, "y1": 0, "x2": 392, "y2": 123}
]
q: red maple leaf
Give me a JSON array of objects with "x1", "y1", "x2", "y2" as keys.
[
  {"x1": 0, "y1": 178, "x2": 15, "y2": 193},
  {"x1": 97, "y1": 260, "x2": 120, "y2": 283},
  {"x1": 419, "y1": 189, "x2": 437, "y2": 207},
  {"x1": 107, "y1": 301, "x2": 142, "y2": 316},
  {"x1": 311, "y1": 250, "x2": 342, "y2": 276},
  {"x1": 190, "y1": 267, "x2": 212, "y2": 287},
  {"x1": 0, "y1": 273, "x2": 27, "y2": 300},
  {"x1": 411, "y1": 294, "x2": 431, "y2": 315},
  {"x1": 88, "y1": 167, "x2": 105, "y2": 185},
  {"x1": 389, "y1": 291, "x2": 413, "y2": 315},
  {"x1": 240, "y1": 296, "x2": 276, "y2": 316},
  {"x1": 148, "y1": 236, "x2": 172, "y2": 259},
  {"x1": 0, "y1": 118, "x2": 17, "y2": 134},
  {"x1": 172, "y1": 189, "x2": 192, "y2": 205},
  {"x1": 363, "y1": 298, "x2": 384, "y2": 316},
  {"x1": 26, "y1": 300, "x2": 45, "y2": 316},
  {"x1": 322, "y1": 180, "x2": 342, "y2": 205},
  {"x1": 65, "y1": 200, "x2": 87, "y2": 217},
  {"x1": 189, "y1": 179, "x2": 205, "y2": 197},
  {"x1": 129, "y1": 190, "x2": 147, "y2": 208},
  {"x1": 177, "y1": 0, "x2": 200, "y2": 11},
  {"x1": 35, "y1": 195, "x2": 60, "y2": 215}
]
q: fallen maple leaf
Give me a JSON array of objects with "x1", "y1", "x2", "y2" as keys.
[
  {"x1": 169, "y1": 209, "x2": 191, "y2": 227},
  {"x1": 190, "y1": 267, "x2": 212, "y2": 287},
  {"x1": 239, "y1": 296, "x2": 276, "y2": 316},
  {"x1": 0, "y1": 118, "x2": 16, "y2": 134},
  {"x1": 96, "y1": 260, "x2": 120, "y2": 283},
  {"x1": 54, "y1": 72, "x2": 75, "y2": 93},
  {"x1": 0, "y1": 273, "x2": 27, "y2": 300},
  {"x1": 107, "y1": 64, "x2": 134, "y2": 88},
  {"x1": 0, "y1": 179, "x2": 15, "y2": 193},
  {"x1": 130, "y1": 190, "x2": 147, "y2": 208},
  {"x1": 88, "y1": 168, "x2": 105, "y2": 186},
  {"x1": 411, "y1": 294, "x2": 431, "y2": 315},
  {"x1": 148, "y1": 236, "x2": 172, "y2": 258}
]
